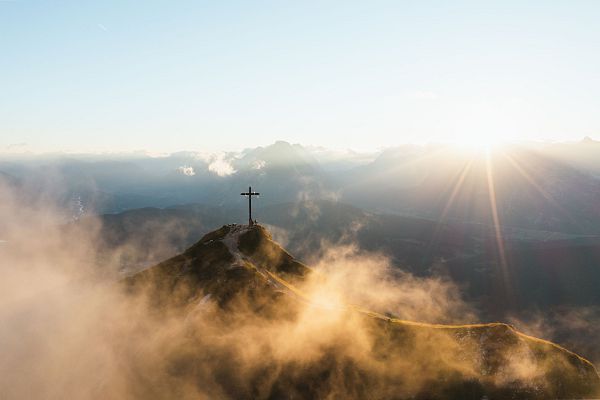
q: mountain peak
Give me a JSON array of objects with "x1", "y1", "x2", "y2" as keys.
[
  {"x1": 127, "y1": 223, "x2": 311, "y2": 308},
  {"x1": 191, "y1": 223, "x2": 310, "y2": 277}
]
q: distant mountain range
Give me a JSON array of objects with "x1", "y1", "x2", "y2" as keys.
[{"x1": 4, "y1": 140, "x2": 600, "y2": 233}]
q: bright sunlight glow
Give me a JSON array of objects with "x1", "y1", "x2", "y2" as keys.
[{"x1": 450, "y1": 134, "x2": 503, "y2": 153}]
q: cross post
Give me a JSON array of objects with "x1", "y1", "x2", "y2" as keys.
[{"x1": 240, "y1": 186, "x2": 260, "y2": 226}]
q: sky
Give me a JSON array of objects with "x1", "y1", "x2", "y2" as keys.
[{"x1": 1, "y1": 1, "x2": 600, "y2": 153}]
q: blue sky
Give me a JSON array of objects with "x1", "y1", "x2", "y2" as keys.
[{"x1": 1, "y1": 1, "x2": 599, "y2": 152}]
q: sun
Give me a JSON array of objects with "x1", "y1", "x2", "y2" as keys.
[{"x1": 451, "y1": 134, "x2": 502, "y2": 153}]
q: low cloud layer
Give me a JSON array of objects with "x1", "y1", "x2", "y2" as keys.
[
  {"x1": 207, "y1": 153, "x2": 236, "y2": 176},
  {"x1": 307, "y1": 244, "x2": 477, "y2": 324}
]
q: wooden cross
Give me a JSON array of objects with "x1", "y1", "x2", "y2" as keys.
[{"x1": 240, "y1": 186, "x2": 260, "y2": 226}]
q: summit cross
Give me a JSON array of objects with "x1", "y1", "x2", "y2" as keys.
[{"x1": 240, "y1": 186, "x2": 260, "y2": 226}]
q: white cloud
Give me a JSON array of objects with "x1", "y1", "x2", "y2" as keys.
[
  {"x1": 176, "y1": 166, "x2": 196, "y2": 176},
  {"x1": 251, "y1": 160, "x2": 266, "y2": 170},
  {"x1": 208, "y1": 154, "x2": 236, "y2": 177}
]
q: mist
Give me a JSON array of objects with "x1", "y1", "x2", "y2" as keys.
[{"x1": 1, "y1": 175, "x2": 598, "y2": 399}]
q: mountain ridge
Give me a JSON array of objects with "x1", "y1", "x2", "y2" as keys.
[{"x1": 125, "y1": 223, "x2": 600, "y2": 399}]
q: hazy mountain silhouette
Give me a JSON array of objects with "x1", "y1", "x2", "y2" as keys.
[{"x1": 5, "y1": 141, "x2": 600, "y2": 234}]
